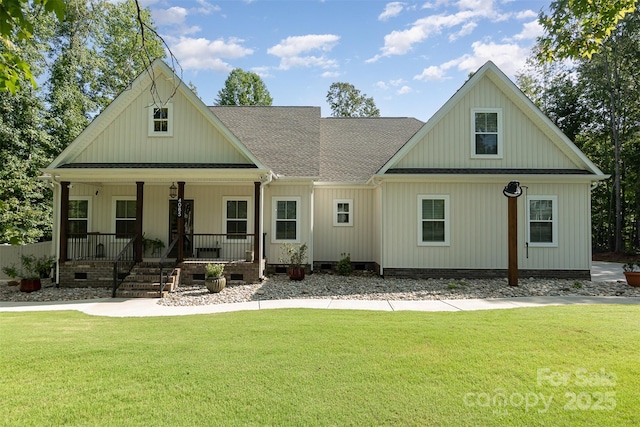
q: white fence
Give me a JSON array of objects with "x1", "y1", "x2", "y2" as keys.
[{"x1": 0, "y1": 241, "x2": 53, "y2": 280}]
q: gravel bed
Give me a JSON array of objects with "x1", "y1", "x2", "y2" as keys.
[{"x1": 2, "y1": 274, "x2": 639, "y2": 306}]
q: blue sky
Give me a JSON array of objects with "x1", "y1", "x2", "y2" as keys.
[{"x1": 144, "y1": 0, "x2": 548, "y2": 120}]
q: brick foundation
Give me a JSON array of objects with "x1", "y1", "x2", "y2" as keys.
[
  {"x1": 180, "y1": 260, "x2": 264, "y2": 285},
  {"x1": 58, "y1": 261, "x2": 115, "y2": 288}
]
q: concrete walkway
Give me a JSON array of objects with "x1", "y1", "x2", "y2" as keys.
[
  {"x1": 1, "y1": 262, "x2": 637, "y2": 317},
  {"x1": 1, "y1": 295, "x2": 639, "y2": 318}
]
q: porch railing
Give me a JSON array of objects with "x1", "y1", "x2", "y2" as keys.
[
  {"x1": 68, "y1": 233, "x2": 136, "y2": 261},
  {"x1": 112, "y1": 235, "x2": 138, "y2": 298},
  {"x1": 159, "y1": 236, "x2": 179, "y2": 297},
  {"x1": 189, "y1": 234, "x2": 256, "y2": 262}
]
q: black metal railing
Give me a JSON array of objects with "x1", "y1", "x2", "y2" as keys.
[
  {"x1": 190, "y1": 234, "x2": 255, "y2": 261},
  {"x1": 68, "y1": 233, "x2": 136, "y2": 261},
  {"x1": 159, "y1": 236, "x2": 180, "y2": 297},
  {"x1": 112, "y1": 235, "x2": 138, "y2": 298}
]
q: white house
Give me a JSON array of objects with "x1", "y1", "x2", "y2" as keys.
[{"x1": 42, "y1": 60, "x2": 607, "y2": 295}]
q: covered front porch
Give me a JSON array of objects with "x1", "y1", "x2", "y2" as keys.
[{"x1": 49, "y1": 171, "x2": 273, "y2": 295}]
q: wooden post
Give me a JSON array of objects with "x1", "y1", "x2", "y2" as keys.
[
  {"x1": 177, "y1": 182, "x2": 185, "y2": 262},
  {"x1": 135, "y1": 182, "x2": 144, "y2": 263},
  {"x1": 60, "y1": 181, "x2": 70, "y2": 262},
  {"x1": 508, "y1": 196, "x2": 518, "y2": 286},
  {"x1": 254, "y1": 182, "x2": 260, "y2": 263}
]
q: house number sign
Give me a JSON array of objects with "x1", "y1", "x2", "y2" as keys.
[{"x1": 177, "y1": 197, "x2": 183, "y2": 218}]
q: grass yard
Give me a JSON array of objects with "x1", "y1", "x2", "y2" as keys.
[{"x1": 1, "y1": 305, "x2": 639, "y2": 426}]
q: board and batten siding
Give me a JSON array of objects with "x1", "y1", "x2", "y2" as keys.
[
  {"x1": 72, "y1": 78, "x2": 250, "y2": 165},
  {"x1": 313, "y1": 188, "x2": 374, "y2": 262},
  {"x1": 381, "y1": 181, "x2": 592, "y2": 271},
  {"x1": 393, "y1": 78, "x2": 578, "y2": 170},
  {"x1": 263, "y1": 184, "x2": 312, "y2": 264}
]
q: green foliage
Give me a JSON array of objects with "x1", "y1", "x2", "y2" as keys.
[
  {"x1": 215, "y1": 68, "x2": 273, "y2": 106},
  {"x1": 326, "y1": 82, "x2": 380, "y2": 117},
  {"x1": 0, "y1": 0, "x2": 65, "y2": 93},
  {"x1": 622, "y1": 261, "x2": 640, "y2": 272},
  {"x1": 538, "y1": 0, "x2": 638, "y2": 61},
  {"x1": 336, "y1": 252, "x2": 352, "y2": 276},
  {"x1": 205, "y1": 263, "x2": 224, "y2": 278},
  {"x1": 3, "y1": 253, "x2": 54, "y2": 279},
  {"x1": 279, "y1": 243, "x2": 308, "y2": 267}
]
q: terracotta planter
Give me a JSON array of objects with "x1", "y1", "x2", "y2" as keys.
[
  {"x1": 205, "y1": 277, "x2": 226, "y2": 293},
  {"x1": 20, "y1": 278, "x2": 41, "y2": 293},
  {"x1": 289, "y1": 267, "x2": 305, "y2": 281},
  {"x1": 624, "y1": 271, "x2": 640, "y2": 287}
]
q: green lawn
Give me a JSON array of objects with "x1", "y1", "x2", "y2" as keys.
[{"x1": 1, "y1": 305, "x2": 639, "y2": 426}]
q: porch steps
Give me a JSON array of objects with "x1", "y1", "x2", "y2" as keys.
[{"x1": 115, "y1": 264, "x2": 181, "y2": 298}]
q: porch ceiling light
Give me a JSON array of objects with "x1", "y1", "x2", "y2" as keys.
[{"x1": 169, "y1": 182, "x2": 178, "y2": 199}]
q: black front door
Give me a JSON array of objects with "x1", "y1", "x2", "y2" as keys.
[{"x1": 169, "y1": 199, "x2": 194, "y2": 258}]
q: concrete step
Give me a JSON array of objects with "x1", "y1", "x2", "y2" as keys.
[{"x1": 115, "y1": 289, "x2": 168, "y2": 298}]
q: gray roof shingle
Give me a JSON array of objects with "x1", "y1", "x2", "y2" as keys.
[{"x1": 210, "y1": 106, "x2": 424, "y2": 182}]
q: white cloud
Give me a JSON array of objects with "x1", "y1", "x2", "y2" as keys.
[
  {"x1": 379, "y1": 2, "x2": 406, "y2": 21},
  {"x1": 414, "y1": 64, "x2": 452, "y2": 81},
  {"x1": 397, "y1": 85, "x2": 413, "y2": 94},
  {"x1": 448, "y1": 21, "x2": 477, "y2": 41},
  {"x1": 153, "y1": 6, "x2": 188, "y2": 26},
  {"x1": 515, "y1": 10, "x2": 538, "y2": 20},
  {"x1": 169, "y1": 36, "x2": 254, "y2": 72},
  {"x1": 268, "y1": 34, "x2": 340, "y2": 70},
  {"x1": 322, "y1": 71, "x2": 341, "y2": 78},
  {"x1": 511, "y1": 20, "x2": 543, "y2": 41},
  {"x1": 376, "y1": 81, "x2": 389, "y2": 90},
  {"x1": 268, "y1": 34, "x2": 339, "y2": 57},
  {"x1": 195, "y1": 0, "x2": 220, "y2": 15},
  {"x1": 252, "y1": 66, "x2": 273, "y2": 79}
]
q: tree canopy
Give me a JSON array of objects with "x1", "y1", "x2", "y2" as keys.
[
  {"x1": 538, "y1": 0, "x2": 639, "y2": 61},
  {"x1": 326, "y1": 82, "x2": 380, "y2": 117},
  {"x1": 215, "y1": 69, "x2": 273, "y2": 106}
]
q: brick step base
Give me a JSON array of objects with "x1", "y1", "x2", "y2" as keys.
[
  {"x1": 115, "y1": 289, "x2": 168, "y2": 298},
  {"x1": 115, "y1": 265, "x2": 180, "y2": 298}
]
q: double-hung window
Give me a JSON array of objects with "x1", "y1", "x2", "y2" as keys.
[
  {"x1": 333, "y1": 199, "x2": 353, "y2": 226},
  {"x1": 527, "y1": 196, "x2": 557, "y2": 247},
  {"x1": 148, "y1": 103, "x2": 173, "y2": 136},
  {"x1": 418, "y1": 195, "x2": 450, "y2": 246},
  {"x1": 472, "y1": 108, "x2": 502, "y2": 158},
  {"x1": 273, "y1": 197, "x2": 300, "y2": 242},
  {"x1": 224, "y1": 198, "x2": 249, "y2": 240},
  {"x1": 114, "y1": 198, "x2": 137, "y2": 239},
  {"x1": 68, "y1": 198, "x2": 90, "y2": 236}
]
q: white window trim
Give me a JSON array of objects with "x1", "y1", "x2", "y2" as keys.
[
  {"x1": 417, "y1": 195, "x2": 450, "y2": 247},
  {"x1": 69, "y1": 196, "x2": 92, "y2": 239},
  {"x1": 272, "y1": 196, "x2": 301, "y2": 243},
  {"x1": 222, "y1": 196, "x2": 252, "y2": 243},
  {"x1": 148, "y1": 103, "x2": 173, "y2": 137},
  {"x1": 471, "y1": 108, "x2": 503, "y2": 159},
  {"x1": 526, "y1": 195, "x2": 558, "y2": 248},
  {"x1": 112, "y1": 196, "x2": 137, "y2": 241},
  {"x1": 333, "y1": 199, "x2": 353, "y2": 227}
]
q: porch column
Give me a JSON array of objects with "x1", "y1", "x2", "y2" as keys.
[
  {"x1": 254, "y1": 182, "x2": 260, "y2": 263},
  {"x1": 60, "y1": 181, "x2": 70, "y2": 261},
  {"x1": 177, "y1": 181, "x2": 185, "y2": 262},
  {"x1": 135, "y1": 182, "x2": 144, "y2": 263}
]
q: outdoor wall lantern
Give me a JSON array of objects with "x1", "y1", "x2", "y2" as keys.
[
  {"x1": 503, "y1": 180, "x2": 523, "y2": 286},
  {"x1": 169, "y1": 182, "x2": 178, "y2": 199}
]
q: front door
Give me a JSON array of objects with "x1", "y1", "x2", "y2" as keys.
[{"x1": 169, "y1": 199, "x2": 194, "y2": 258}]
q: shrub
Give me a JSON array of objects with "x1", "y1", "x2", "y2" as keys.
[
  {"x1": 336, "y1": 253, "x2": 352, "y2": 276},
  {"x1": 205, "y1": 263, "x2": 224, "y2": 278}
]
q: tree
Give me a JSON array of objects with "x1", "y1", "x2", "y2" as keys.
[
  {"x1": 326, "y1": 82, "x2": 380, "y2": 117},
  {"x1": 538, "y1": 0, "x2": 638, "y2": 61},
  {"x1": 215, "y1": 69, "x2": 272, "y2": 106},
  {"x1": 0, "y1": 0, "x2": 65, "y2": 93}
]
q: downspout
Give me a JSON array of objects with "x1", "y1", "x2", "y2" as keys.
[
  {"x1": 259, "y1": 172, "x2": 274, "y2": 279},
  {"x1": 309, "y1": 183, "x2": 315, "y2": 273},
  {"x1": 371, "y1": 177, "x2": 384, "y2": 277},
  {"x1": 50, "y1": 175, "x2": 62, "y2": 286}
]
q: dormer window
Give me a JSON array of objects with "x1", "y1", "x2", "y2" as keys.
[
  {"x1": 148, "y1": 103, "x2": 173, "y2": 136},
  {"x1": 471, "y1": 108, "x2": 502, "y2": 158}
]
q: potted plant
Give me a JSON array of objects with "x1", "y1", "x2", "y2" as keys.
[
  {"x1": 623, "y1": 261, "x2": 640, "y2": 287},
  {"x1": 280, "y1": 243, "x2": 308, "y2": 280},
  {"x1": 205, "y1": 263, "x2": 226, "y2": 293},
  {"x1": 142, "y1": 235, "x2": 165, "y2": 256},
  {"x1": 2, "y1": 254, "x2": 55, "y2": 293}
]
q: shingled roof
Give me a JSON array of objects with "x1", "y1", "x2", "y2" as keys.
[{"x1": 210, "y1": 106, "x2": 424, "y2": 182}]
